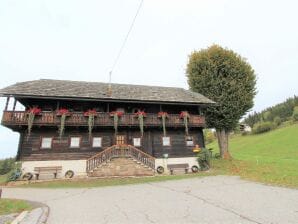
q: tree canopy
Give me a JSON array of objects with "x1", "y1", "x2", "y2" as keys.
[{"x1": 186, "y1": 45, "x2": 256, "y2": 158}]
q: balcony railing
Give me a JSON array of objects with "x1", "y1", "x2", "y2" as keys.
[{"x1": 1, "y1": 111, "x2": 205, "y2": 127}]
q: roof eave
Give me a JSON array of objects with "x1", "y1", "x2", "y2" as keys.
[{"x1": 0, "y1": 93, "x2": 215, "y2": 106}]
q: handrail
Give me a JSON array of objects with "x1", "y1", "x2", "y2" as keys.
[
  {"x1": 87, "y1": 145, "x2": 116, "y2": 161},
  {"x1": 86, "y1": 145, "x2": 155, "y2": 173},
  {"x1": 126, "y1": 144, "x2": 155, "y2": 159}
]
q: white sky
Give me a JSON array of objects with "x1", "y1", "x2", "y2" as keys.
[{"x1": 0, "y1": 0, "x2": 297, "y2": 158}]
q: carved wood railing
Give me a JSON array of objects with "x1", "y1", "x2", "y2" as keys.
[
  {"x1": 86, "y1": 145, "x2": 155, "y2": 173},
  {"x1": 1, "y1": 111, "x2": 205, "y2": 127}
]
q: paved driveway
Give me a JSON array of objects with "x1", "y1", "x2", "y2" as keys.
[{"x1": 3, "y1": 176, "x2": 298, "y2": 224}]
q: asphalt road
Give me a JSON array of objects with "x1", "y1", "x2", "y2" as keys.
[{"x1": 3, "y1": 176, "x2": 298, "y2": 224}]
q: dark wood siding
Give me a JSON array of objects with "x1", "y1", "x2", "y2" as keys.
[
  {"x1": 151, "y1": 129, "x2": 204, "y2": 158},
  {"x1": 19, "y1": 126, "x2": 204, "y2": 161}
]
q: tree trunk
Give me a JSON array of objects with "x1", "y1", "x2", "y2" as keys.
[{"x1": 216, "y1": 129, "x2": 232, "y2": 159}]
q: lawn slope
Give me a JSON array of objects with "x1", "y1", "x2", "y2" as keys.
[{"x1": 209, "y1": 123, "x2": 298, "y2": 187}]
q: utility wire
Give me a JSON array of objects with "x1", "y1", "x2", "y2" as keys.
[{"x1": 109, "y1": 0, "x2": 144, "y2": 83}]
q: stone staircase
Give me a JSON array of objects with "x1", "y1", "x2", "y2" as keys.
[
  {"x1": 86, "y1": 145, "x2": 155, "y2": 177},
  {"x1": 88, "y1": 157, "x2": 154, "y2": 177}
]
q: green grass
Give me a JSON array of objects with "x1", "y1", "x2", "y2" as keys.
[
  {"x1": 20, "y1": 172, "x2": 216, "y2": 188},
  {"x1": 0, "y1": 199, "x2": 32, "y2": 215},
  {"x1": 208, "y1": 123, "x2": 298, "y2": 188}
]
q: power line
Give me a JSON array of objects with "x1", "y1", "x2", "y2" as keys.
[{"x1": 109, "y1": 0, "x2": 144, "y2": 82}]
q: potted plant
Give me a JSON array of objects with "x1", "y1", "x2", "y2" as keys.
[
  {"x1": 134, "y1": 110, "x2": 146, "y2": 137},
  {"x1": 110, "y1": 111, "x2": 124, "y2": 135},
  {"x1": 56, "y1": 108, "x2": 71, "y2": 139},
  {"x1": 158, "y1": 111, "x2": 168, "y2": 136},
  {"x1": 180, "y1": 111, "x2": 190, "y2": 136},
  {"x1": 84, "y1": 109, "x2": 97, "y2": 140},
  {"x1": 26, "y1": 106, "x2": 41, "y2": 139}
]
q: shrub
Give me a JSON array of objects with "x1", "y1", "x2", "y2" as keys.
[
  {"x1": 274, "y1": 116, "x2": 282, "y2": 126},
  {"x1": 204, "y1": 129, "x2": 216, "y2": 144},
  {"x1": 252, "y1": 121, "x2": 275, "y2": 134},
  {"x1": 293, "y1": 106, "x2": 298, "y2": 121},
  {"x1": 0, "y1": 157, "x2": 16, "y2": 175}
]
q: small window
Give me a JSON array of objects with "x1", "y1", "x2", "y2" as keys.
[
  {"x1": 186, "y1": 136, "x2": 194, "y2": 146},
  {"x1": 133, "y1": 138, "x2": 141, "y2": 147},
  {"x1": 41, "y1": 137, "x2": 52, "y2": 149},
  {"x1": 70, "y1": 137, "x2": 81, "y2": 148},
  {"x1": 92, "y1": 137, "x2": 102, "y2": 148},
  {"x1": 162, "y1": 137, "x2": 171, "y2": 146}
]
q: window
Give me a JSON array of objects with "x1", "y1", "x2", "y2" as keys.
[
  {"x1": 162, "y1": 137, "x2": 171, "y2": 146},
  {"x1": 186, "y1": 136, "x2": 194, "y2": 146},
  {"x1": 41, "y1": 137, "x2": 52, "y2": 149},
  {"x1": 70, "y1": 137, "x2": 81, "y2": 148},
  {"x1": 133, "y1": 138, "x2": 141, "y2": 147},
  {"x1": 92, "y1": 137, "x2": 102, "y2": 148}
]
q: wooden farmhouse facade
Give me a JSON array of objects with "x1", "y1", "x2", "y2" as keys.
[{"x1": 0, "y1": 79, "x2": 214, "y2": 178}]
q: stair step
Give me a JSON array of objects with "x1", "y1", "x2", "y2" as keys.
[{"x1": 88, "y1": 157, "x2": 154, "y2": 177}]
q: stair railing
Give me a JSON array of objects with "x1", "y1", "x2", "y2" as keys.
[{"x1": 86, "y1": 144, "x2": 155, "y2": 173}]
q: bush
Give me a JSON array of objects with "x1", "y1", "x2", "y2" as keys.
[
  {"x1": 0, "y1": 158, "x2": 16, "y2": 175},
  {"x1": 252, "y1": 122, "x2": 275, "y2": 134},
  {"x1": 204, "y1": 129, "x2": 216, "y2": 144},
  {"x1": 293, "y1": 106, "x2": 298, "y2": 121},
  {"x1": 274, "y1": 116, "x2": 282, "y2": 126},
  {"x1": 241, "y1": 131, "x2": 250, "y2": 136}
]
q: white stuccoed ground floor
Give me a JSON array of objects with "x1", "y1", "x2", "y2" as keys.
[{"x1": 21, "y1": 157, "x2": 199, "y2": 178}]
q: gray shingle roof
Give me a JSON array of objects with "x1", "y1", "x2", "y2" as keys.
[{"x1": 0, "y1": 79, "x2": 215, "y2": 104}]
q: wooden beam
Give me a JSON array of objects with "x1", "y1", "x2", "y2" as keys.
[
  {"x1": 4, "y1": 96, "x2": 10, "y2": 111},
  {"x1": 12, "y1": 98, "x2": 17, "y2": 111}
]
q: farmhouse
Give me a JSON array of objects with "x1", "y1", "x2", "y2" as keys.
[{"x1": 0, "y1": 79, "x2": 214, "y2": 179}]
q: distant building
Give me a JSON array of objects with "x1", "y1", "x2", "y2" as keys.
[
  {"x1": 0, "y1": 79, "x2": 214, "y2": 178},
  {"x1": 240, "y1": 124, "x2": 252, "y2": 132}
]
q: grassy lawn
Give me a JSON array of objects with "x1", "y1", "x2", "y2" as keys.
[
  {"x1": 0, "y1": 199, "x2": 32, "y2": 215},
  {"x1": 208, "y1": 123, "x2": 298, "y2": 188},
  {"x1": 20, "y1": 172, "x2": 217, "y2": 188}
]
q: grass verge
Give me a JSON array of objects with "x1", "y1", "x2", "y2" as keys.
[
  {"x1": 19, "y1": 172, "x2": 216, "y2": 188},
  {"x1": 0, "y1": 199, "x2": 32, "y2": 215}
]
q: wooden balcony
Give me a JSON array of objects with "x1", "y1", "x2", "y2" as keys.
[{"x1": 1, "y1": 111, "x2": 205, "y2": 128}]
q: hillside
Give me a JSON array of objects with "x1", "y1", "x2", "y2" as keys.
[
  {"x1": 244, "y1": 95, "x2": 298, "y2": 127},
  {"x1": 208, "y1": 123, "x2": 298, "y2": 187}
]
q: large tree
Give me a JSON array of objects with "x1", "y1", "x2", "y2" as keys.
[{"x1": 186, "y1": 45, "x2": 256, "y2": 159}]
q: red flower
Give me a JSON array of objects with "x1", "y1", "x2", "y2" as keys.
[
  {"x1": 158, "y1": 111, "x2": 168, "y2": 118},
  {"x1": 84, "y1": 109, "x2": 97, "y2": 116},
  {"x1": 110, "y1": 111, "x2": 124, "y2": 117},
  {"x1": 27, "y1": 107, "x2": 41, "y2": 115},
  {"x1": 134, "y1": 111, "x2": 146, "y2": 117},
  {"x1": 180, "y1": 111, "x2": 190, "y2": 118},
  {"x1": 56, "y1": 108, "x2": 70, "y2": 116}
]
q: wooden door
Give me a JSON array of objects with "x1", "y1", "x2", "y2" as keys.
[{"x1": 116, "y1": 135, "x2": 126, "y2": 145}]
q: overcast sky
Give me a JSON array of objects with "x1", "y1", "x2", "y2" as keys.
[{"x1": 0, "y1": 0, "x2": 297, "y2": 158}]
